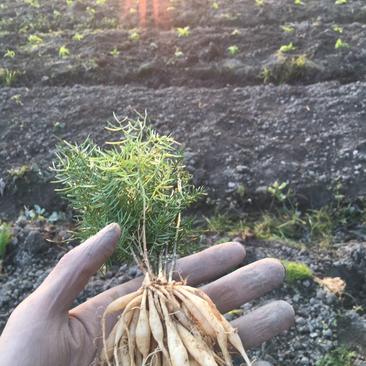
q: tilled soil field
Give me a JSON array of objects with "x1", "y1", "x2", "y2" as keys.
[{"x1": 1, "y1": 0, "x2": 366, "y2": 365}]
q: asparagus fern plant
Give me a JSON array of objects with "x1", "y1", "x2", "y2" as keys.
[{"x1": 52, "y1": 115, "x2": 203, "y2": 270}]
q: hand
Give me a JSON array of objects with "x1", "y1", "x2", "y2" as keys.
[{"x1": 0, "y1": 223, "x2": 294, "y2": 366}]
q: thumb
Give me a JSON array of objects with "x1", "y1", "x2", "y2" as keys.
[{"x1": 35, "y1": 223, "x2": 121, "y2": 313}]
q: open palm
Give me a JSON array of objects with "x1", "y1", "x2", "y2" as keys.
[{"x1": 0, "y1": 224, "x2": 294, "y2": 366}]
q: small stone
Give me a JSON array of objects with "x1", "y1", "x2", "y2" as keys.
[
  {"x1": 325, "y1": 293, "x2": 337, "y2": 305},
  {"x1": 323, "y1": 328, "x2": 333, "y2": 338},
  {"x1": 128, "y1": 266, "x2": 138, "y2": 277},
  {"x1": 253, "y1": 361, "x2": 273, "y2": 366}
]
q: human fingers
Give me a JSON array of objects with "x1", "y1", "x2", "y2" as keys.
[
  {"x1": 35, "y1": 223, "x2": 121, "y2": 313},
  {"x1": 202, "y1": 258, "x2": 285, "y2": 313},
  {"x1": 231, "y1": 300, "x2": 295, "y2": 348},
  {"x1": 72, "y1": 241, "x2": 246, "y2": 317}
]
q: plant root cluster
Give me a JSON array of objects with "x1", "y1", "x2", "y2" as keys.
[{"x1": 101, "y1": 274, "x2": 251, "y2": 366}]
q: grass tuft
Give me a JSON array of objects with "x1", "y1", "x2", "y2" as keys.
[{"x1": 316, "y1": 346, "x2": 356, "y2": 366}]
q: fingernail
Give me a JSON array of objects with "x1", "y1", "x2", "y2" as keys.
[{"x1": 100, "y1": 223, "x2": 121, "y2": 236}]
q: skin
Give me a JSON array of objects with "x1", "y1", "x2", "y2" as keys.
[{"x1": 0, "y1": 223, "x2": 295, "y2": 366}]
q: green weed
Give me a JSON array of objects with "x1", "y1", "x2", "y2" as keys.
[
  {"x1": 10, "y1": 94, "x2": 23, "y2": 105},
  {"x1": 260, "y1": 66, "x2": 271, "y2": 83},
  {"x1": 281, "y1": 24, "x2": 295, "y2": 33},
  {"x1": 335, "y1": 38, "x2": 349, "y2": 49},
  {"x1": 86, "y1": 6, "x2": 96, "y2": 17},
  {"x1": 211, "y1": 2, "x2": 219, "y2": 10},
  {"x1": 25, "y1": 0, "x2": 40, "y2": 8},
  {"x1": 4, "y1": 49, "x2": 15, "y2": 58},
  {"x1": 28, "y1": 34, "x2": 43, "y2": 46},
  {"x1": 332, "y1": 24, "x2": 343, "y2": 33},
  {"x1": 317, "y1": 347, "x2": 356, "y2": 366},
  {"x1": 0, "y1": 223, "x2": 12, "y2": 259},
  {"x1": 206, "y1": 182, "x2": 366, "y2": 248},
  {"x1": 110, "y1": 48, "x2": 120, "y2": 57},
  {"x1": 59, "y1": 45, "x2": 70, "y2": 58},
  {"x1": 0, "y1": 68, "x2": 18, "y2": 86},
  {"x1": 72, "y1": 33, "x2": 84, "y2": 41},
  {"x1": 279, "y1": 42, "x2": 296, "y2": 53},
  {"x1": 268, "y1": 181, "x2": 290, "y2": 203},
  {"x1": 291, "y1": 54, "x2": 307, "y2": 68},
  {"x1": 227, "y1": 45, "x2": 239, "y2": 56},
  {"x1": 8, "y1": 165, "x2": 30, "y2": 177},
  {"x1": 129, "y1": 30, "x2": 140, "y2": 41},
  {"x1": 176, "y1": 27, "x2": 190, "y2": 37},
  {"x1": 204, "y1": 214, "x2": 232, "y2": 233}
]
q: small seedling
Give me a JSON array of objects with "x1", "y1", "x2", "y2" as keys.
[
  {"x1": 332, "y1": 24, "x2": 343, "y2": 33},
  {"x1": 281, "y1": 24, "x2": 295, "y2": 33},
  {"x1": 96, "y1": 0, "x2": 107, "y2": 4},
  {"x1": 255, "y1": 0, "x2": 265, "y2": 6},
  {"x1": 335, "y1": 0, "x2": 347, "y2": 4},
  {"x1": 86, "y1": 6, "x2": 96, "y2": 16},
  {"x1": 174, "y1": 47, "x2": 184, "y2": 58},
  {"x1": 59, "y1": 45, "x2": 70, "y2": 58},
  {"x1": 176, "y1": 26, "x2": 190, "y2": 37},
  {"x1": 260, "y1": 66, "x2": 271, "y2": 83},
  {"x1": 268, "y1": 181, "x2": 289, "y2": 202},
  {"x1": 72, "y1": 33, "x2": 84, "y2": 41},
  {"x1": 279, "y1": 42, "x2": 296, "y2": 53},
  {"x1": 28, "y1": 34, "x2": 43, "y2": 45},
  {"x1": 8, "y1": 165, "x2": 30, "y2": 178},
  {"x1": 227, "y1": 45, "x2": 239, "y2": 56},
  {"x1": 66, "y1": 0, "x2": 74, "y2": 6},
  {"x1": 10, "y1": 94, "x2": 23, "y2": 105},
  {"x1": 129, "y1": 29, "x2": 140, "y2": 41},
  {"x1": 294, "y1": 0, "x2": 303, "y2": 5},
  {"x1": 335, "y1": 38, "x2": 349, "y2": 49},
  {"x1": 100, "y1": 17, "x2": 118, "y2": 28},
  {"x1": 0, "y1": 69, "x2": 18, "y2": 86},
  {"x1": 4, "y1": 49, "x2": 15, "y2": 58},
  {"x1": 25, "y1": 0, "x2": 40, "y2": 8},
  {"x1": 292, "y1": 54, "x2": 307, "y2": 68},
  {"x1": 211, "y1": 1, "x2": 219, "y2": 9},
  {"x1": 110, "y1": 47, "x2": 120, "y2": 57}
]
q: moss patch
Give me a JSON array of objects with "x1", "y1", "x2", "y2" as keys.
[{"x1": 282, "y1": 260, "x2": 313, "y2": 283}]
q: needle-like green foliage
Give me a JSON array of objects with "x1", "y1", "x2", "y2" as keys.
[{"x1": 52, "y1": 114, "x2": 203, "y2": 268}]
